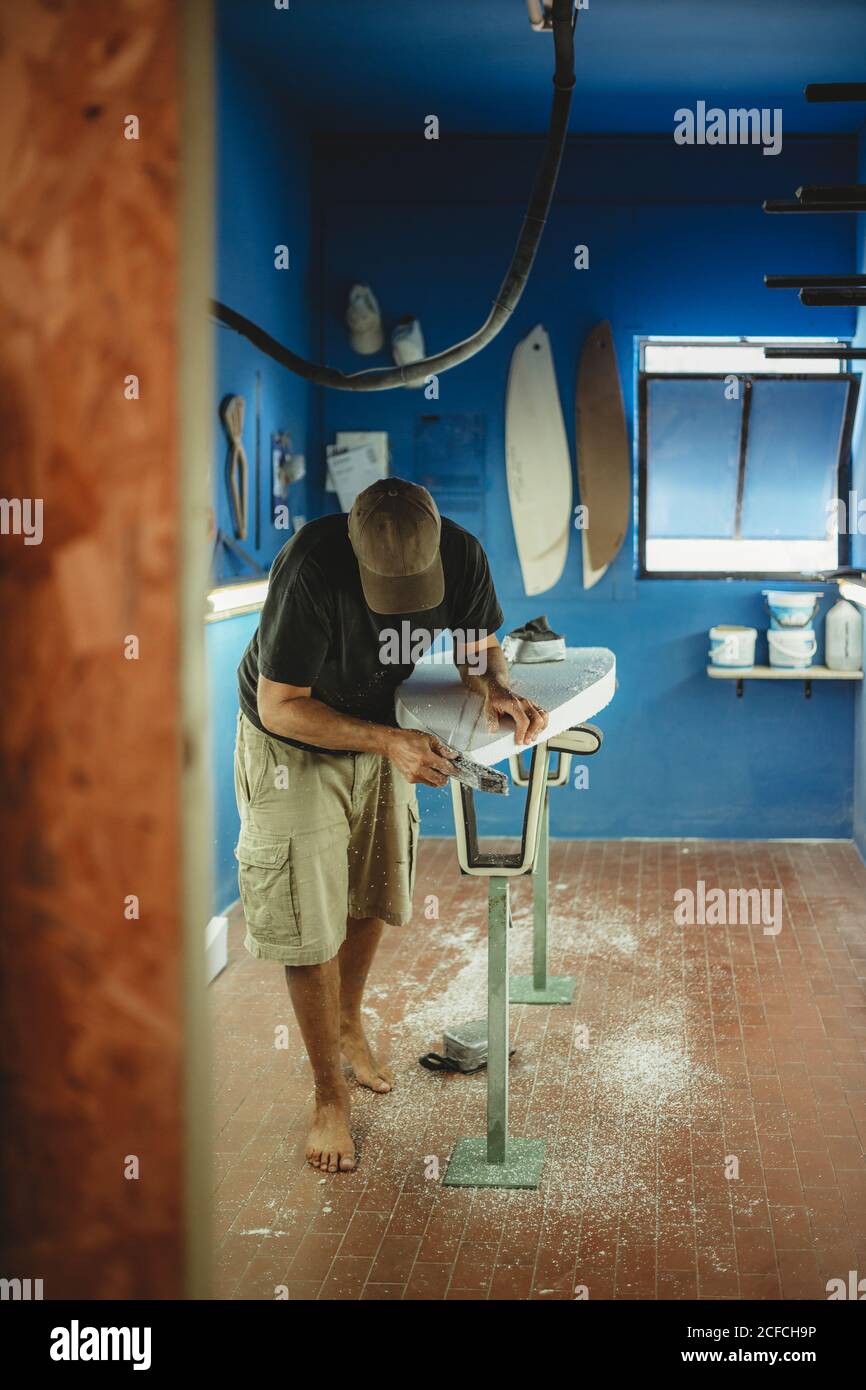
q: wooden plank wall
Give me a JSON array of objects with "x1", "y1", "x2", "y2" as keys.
[{"x1": 0, "y1": 0, "x2": 194, "y2": 1298}]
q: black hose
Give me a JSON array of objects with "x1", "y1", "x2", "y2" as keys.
[{"x1": 211, "y1": 0, "x2": 577, "y2": 391}]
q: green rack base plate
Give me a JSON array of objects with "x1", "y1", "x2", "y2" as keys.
[
  {"x1": 509, "y1": 973, "x2": 575, "y2": 1005},
  {"x1": 443, "y1": 1136, "x2": 546, "y2": 1189}
]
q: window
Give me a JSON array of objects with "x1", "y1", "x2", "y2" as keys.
[{"x1": 638, "y1": 338, "x2": 860, "y2": 577}]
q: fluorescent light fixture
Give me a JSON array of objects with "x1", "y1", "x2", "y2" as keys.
[
  {"x1": 643, "y1": 338, "x2": 843, "y2": 374},
  {"x1": 206, "y1": 579, "x2": 268, "y2": 618},
  {"x1": 646, "y1": 538, "x2": 838, "y2": 574},
  {"x1": 838, "y1": 577, "x2": 866, "y2": 607}
]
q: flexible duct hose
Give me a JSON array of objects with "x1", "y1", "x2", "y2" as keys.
[{"x1": 211, "y1": 0, "x2": 577, "y2": 391}]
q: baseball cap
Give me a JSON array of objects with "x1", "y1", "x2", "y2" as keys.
[{"x1": 348, "y1": 478, "x2": 445, "y2": 614}]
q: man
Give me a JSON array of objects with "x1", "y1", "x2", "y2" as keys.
[{"x1": 235, "y1": 478, "x2": 547, "y2": 1173}]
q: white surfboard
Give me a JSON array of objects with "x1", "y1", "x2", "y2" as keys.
[
  {"x1": 505, "y1": 326, "x2": 572, "y2": 596},
  {"x1": 395, "y1": 647, "x2": 616, "y2": 767}
]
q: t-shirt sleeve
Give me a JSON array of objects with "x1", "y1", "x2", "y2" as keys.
[
  {"x1": 450, "y1": 533, "x2": 504, "y2": 639},
  {"x1": 257, "y1": 557, "x2": 332, "y2": 688}
]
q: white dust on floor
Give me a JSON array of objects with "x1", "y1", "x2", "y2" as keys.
[
  {"x1": 365, "y1": 897, "x2": 490, "y2": 1054},
  {"x1": 358, "y1": 882, "x2": 722, "y2": 1230}
]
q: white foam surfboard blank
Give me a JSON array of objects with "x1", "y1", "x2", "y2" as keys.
[
  {"x1": 505, "y1": 325, "x2": 572, "y2": 596},
  {"x1": 396, "y1": 647, "x2": 615, "y2": 767}
]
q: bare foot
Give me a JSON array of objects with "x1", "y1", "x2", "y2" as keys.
[
  {"x1": 340, "y1": 1018, "x2": 395, "y2": 1094},
  {"x1": 306, "y1": 1092, "x2": 355, "y2": 1173}
]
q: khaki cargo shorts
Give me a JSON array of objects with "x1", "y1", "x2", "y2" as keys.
[{"x1": 234, "y1": 712, "x2": 420, "y2": 965}]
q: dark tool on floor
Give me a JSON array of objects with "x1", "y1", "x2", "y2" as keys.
[
  {"x1": 211, "y1": 0, "x2": 578, "y2": 391},
  {"x1": 419, "y1": 1020, "x2": 516, "y2": 1074}
]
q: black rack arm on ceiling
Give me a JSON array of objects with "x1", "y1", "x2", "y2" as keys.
[
  {"x1": 764, "y1": 198, "x2": 866, "y2": 213},
  {"x1": 800, "y1": 288, "x2": 866, "y2": 307},
  {"x1": 805, "y1": 83, "x2": 866, "y2": 103},
  {"x1": 764, "y1": 274, "x2": 866, "y2": 289}
]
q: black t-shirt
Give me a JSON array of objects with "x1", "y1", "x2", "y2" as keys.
[{"x1": 237, "y1": 514, "x2": 504, "y2": 753}]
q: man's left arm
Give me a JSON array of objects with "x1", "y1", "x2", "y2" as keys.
[{"x1": 455, "y1": 633, "x2": 548, "y2": 747}]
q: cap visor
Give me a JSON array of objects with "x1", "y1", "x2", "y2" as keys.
[{"x1": 359, "y1": 554, "x2": 445, "y2": 615}]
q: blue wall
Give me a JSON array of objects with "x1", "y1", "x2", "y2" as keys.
[
  {"x1": 312, "y1": 134, "x2": 860, "y2": 840},
  {"x1": 214, "y1": 44, "x2": 312, "y2": 577},
  {"x1": 209, "y1": 37, "x2": 313, "y2": 911}
]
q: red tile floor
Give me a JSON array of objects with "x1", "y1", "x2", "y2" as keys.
[{"x1": 211, "y1": 838, "x2": 866, "y2": 1300}]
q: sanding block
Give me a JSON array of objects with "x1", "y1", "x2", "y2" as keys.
[
  {"x1": 419, "y1": 727, "x2": 509, "y2": 795},
  {"x1": 447, "y1": 750, "x2": 509, "y2": 796}
]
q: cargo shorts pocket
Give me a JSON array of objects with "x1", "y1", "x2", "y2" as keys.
[
  {"x1": 236, "y1": 832, "x2": 298, "y2": 944},
  {"x1": 234, "y1": 723, "x2": 274, "y2": 812},
  {"x1": 290, "y1": 822, "x2": 350, "y2": 941}
]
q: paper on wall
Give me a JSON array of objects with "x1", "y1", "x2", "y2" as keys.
[
  {"x1": 326, "y1": 431, "x2": 389, "y2": 491},
  {"x1": 326, "y1": 443, "x2": 383, "y2": 512}
]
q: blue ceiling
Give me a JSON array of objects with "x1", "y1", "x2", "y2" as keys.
[{"x1": 219, "y1": 0, "x2": 866, "y2": 135}]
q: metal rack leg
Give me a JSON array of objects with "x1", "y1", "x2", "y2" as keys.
[
  {"x1": 509, "y1": 796, "x2": 575, "y2": 1006},
  {"x1": 533, "y1": 795, "x2": 550, "y2": 991},
  {"x1": 487, "y1": 876, "x2": 508, "y2": 1163},
  {"x1": 443, "y1": 877, "x2": 546, "y2": 1188}
]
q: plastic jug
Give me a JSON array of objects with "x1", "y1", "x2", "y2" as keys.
[{"x1": 825, "y1": 599, "x2": 863, "y2": 672}]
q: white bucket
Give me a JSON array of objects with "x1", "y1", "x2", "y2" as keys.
[
  {"x1": 709, "y1": 625, "x2": 757, "y2": 667},
  {"x1": 763, "y1": 590, "x2": 823, "y2": 630},
  {"x1": 768, "y1": 628, "x2": 817, "y2": 668}
]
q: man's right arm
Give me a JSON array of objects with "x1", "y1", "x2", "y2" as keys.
[{"x1": 256, "y1": 675, "x2": 456, "y2": 788}]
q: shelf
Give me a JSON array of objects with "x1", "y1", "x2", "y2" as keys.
[
  {"x1": 707, "y1": 664, "x2": 862, "y2": 699},
  {"x1": 708, "y1": 665, "x2": 861, "y2": 681}
]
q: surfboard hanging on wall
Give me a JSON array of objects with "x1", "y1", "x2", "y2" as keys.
[
  {"x1": 575, "y1": 320, "x2": 630, "y2": 590},
  {"x1": 505, "y1": 325, "x2": 572, "y2": 596}
]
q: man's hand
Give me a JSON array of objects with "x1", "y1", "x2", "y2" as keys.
[
  {"x1": 482, "y1": 680, "x2": 548, "y2": 746},
  {"x1": 383, "y1": 729, "x2": 457, "y2": 787},
  {"x1": 455, "y1": 634, "x2": 548, "y2": 747}
]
